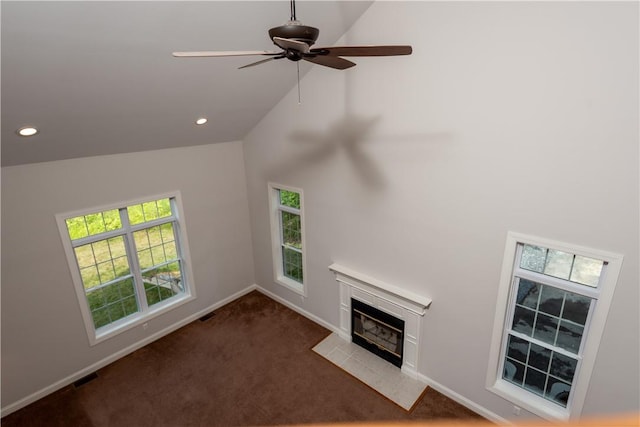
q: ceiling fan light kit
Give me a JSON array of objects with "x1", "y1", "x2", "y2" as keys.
[{"x1": 172, "y1": 0, "x2": 412, "y2": 71}]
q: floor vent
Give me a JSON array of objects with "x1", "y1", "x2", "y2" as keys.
[
  {"x1": 199, "y1": 312, "x2": 216, "y2": 322},
  {"x1": 73, "y1": 372, "x2": 98, "y2": 388}
]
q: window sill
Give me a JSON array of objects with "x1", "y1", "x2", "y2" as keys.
[
  {"x1": 274, "y1": 275, "x2": 305, "y2": 297},
  {"x1": 91, "y1": 294, "x2": 195, "y2": 346},
  {"x1": 488, "y1": 379, "x2": 570, "y2": 421}
]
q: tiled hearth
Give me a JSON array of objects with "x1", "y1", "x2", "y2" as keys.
[
  {"x1": 313, "y1": 332, "x2": 426, "y2": 410},
  {"x1": 317, "y1": 264, "x2": 433, "y2": 410}
]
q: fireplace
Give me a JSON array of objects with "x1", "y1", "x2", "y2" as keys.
[
  {"x1": 330, "y1": 263, "x2": 431, "y2": 377},
  {"x1": 351, "y1": 298, "x2": 405, "y2": 368}
]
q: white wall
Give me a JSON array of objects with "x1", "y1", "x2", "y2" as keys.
[
  {"x1": 243, "y1": 1, "x2": 639, "y2": 421},
  {"x1": 1, "y1": 142, "x2": 255, "y2": 408}
]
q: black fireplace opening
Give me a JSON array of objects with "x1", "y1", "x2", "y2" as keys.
[{"x1": 351, "y1": 298, "x2": 404, "y2": 368}]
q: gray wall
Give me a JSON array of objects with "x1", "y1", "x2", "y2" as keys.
[
  {"x1": 243, "y1": 1, "x2": 639, "y2": 421},
  {"x1": 1, "y1": 142, "x2": 255, "y2": 407}
]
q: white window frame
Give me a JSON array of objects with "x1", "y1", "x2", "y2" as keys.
[
  {"x1": 56, "y1": 191, "x2": 196, "y2": 345},
  {"x1": 268, "y1": 183, "x2": 307, "y2": 296},
  {"x1": 486, "y1": 231, "x2": 623, "y2": 420}
]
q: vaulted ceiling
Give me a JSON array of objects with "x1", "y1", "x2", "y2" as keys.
[{"x1": 1, "y1": 1, "x2": 372, "y2": 166}]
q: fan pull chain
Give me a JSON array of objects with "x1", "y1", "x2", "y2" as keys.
[{"x1": 297, "y1": 61, "x2": 301, "y2": 104}]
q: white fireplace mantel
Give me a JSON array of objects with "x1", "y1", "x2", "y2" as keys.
[
  {"x1": 329, "y1": 263, "x2": 432, "y2": 377},
  {"x1": 329, "y1": 263, "x2": 432, "y2": 315}
]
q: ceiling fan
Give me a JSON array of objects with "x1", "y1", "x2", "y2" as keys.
[{"x1": 172, "y1": 0, "x2": 412, "y2": 70}]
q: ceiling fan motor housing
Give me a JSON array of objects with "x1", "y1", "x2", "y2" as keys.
[{"x1": 269, "y1": 24, "x2": 319, "y2": 46}]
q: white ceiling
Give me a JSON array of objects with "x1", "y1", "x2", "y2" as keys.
[{"x1": 1, "y1": 1, "x2": 373, "y2": 166}]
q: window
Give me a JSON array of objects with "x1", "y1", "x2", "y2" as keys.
[
  {"x1": 57, "y1": 192, "x2": 195, "y2": 344},
  {"x1": 268, "y1": 183, "x2": 306, "y2": 295},
  {"x1": 487, "y1": 232, "x2": 623, "y2": 420}
]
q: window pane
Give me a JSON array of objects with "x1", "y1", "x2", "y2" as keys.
[
  {"x1": 543, "y1": 250, "x2": 573, "y2": 280},
  {"x1": 516, "y1": 279, "x2": 540, "y2": 309},
  {"x1": 533, "y1": 312, "x2": 559, "y2": 345},
  {"x1": 279, "y1": 190, "x2": 300, "y2": 209},
  {"x1": 282, "y1": 247, "x2": 303, "y2": 283},
  {"x1": 151, "y1": 245, "x2": 167, "y2": 265},
  {"x1": 142, "y1": 201, "x2": 160, "y2": 222},
  {"x1": 133, "y1": 229, "x2": 151, "y2": 250},
  {"x1": 503, "y1": 358, "x2": 525, "y2": 386},
  {"x1": 143, "y1": 261, "x2": 182, "y2": 307},
  {"x1": 562, "y1": 293, "x2": 591, "y2": 325},
  {"x1": 113, "y1": 256, "x2": 130, "y2": 278},
  {"x1": 281, "y1": 212, "x2": 301, "y2": 249},
  {"x1": 570, "y1": 256, "x2": 603, "y2": 287},
  {"x1": 80, "y1": 265, "x2": 100, "y2": 289},
  {"x1": 86, "y1": 278, "x2": 138, "y2": 329},
  {"x1": 74, "y1": 244, "x2": 95, "y2": 268},
  {"x1": 507, "y1": 335, "x2": 529, "y2": 363},
  {"x1": 520, "y1": 245, "x2": 547, "y2": 273},
  {"x1": 66, "y1": 216, "x2": 89, "y2": 240},
  {"x1": 160, "y1": 223, "x2": 176, "y2": 243},
  {"x1": 97, "y1": 261, "x2": 116, "y2": 283},
  {"x1": 157, "y1": 198, "x2": 172, "y2": 218},
  {"x1": 524, "y1": 367, "x2": 546, "y2": 396},
  {"x1": 545, "y1": 378, "x2": 571, "y2": 407},
  {"x1": 528, "y1": 343, "x2": 551, "y2": 372},
  {"x1": 512, "y1": 306, "x2": 535, "y2": 336},
  {"x1": 92, "y1": 240, "x2": 111, "y2": 264},
  {"x1": 556, "y1": 321, "x2": 584, "y2": 354},
  {"x1": 164, "y1": 241, "x2": 178, "y2": 260},
  {"x1": 127, "y1": 204, "x2": 145, "y2": 225},
  {"x1": 138, "y1": 249, "x2": 153, "y2": 270},
  {"x1": 84, "y1": 213, "x2": 107, "y2": 236},
  {"x1": 103, "y1": 209, "x2": 122, "y2": 231},
  {"x1": 147, "y1": 226, "x2": 163, "y2": 247},
  {"x1": 550, "y1": 352, "x2": 577, "y2": 383},
  {"x1": 92, "y1": 307, "x2": 110, "y2": 329},
  {"x1": 538, "y1": 285, "x2": 564, "y2": 317},
  {"x1": 107, "y1": 237, "x2": 127, "y2": 258}
]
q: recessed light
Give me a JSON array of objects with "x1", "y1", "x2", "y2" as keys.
[
  {"x1": 17, "y1": 126, "x2": 39, "y2": 137},
  {"x1": 195, "y1": 118, "x2": 208, "y2": 125}
]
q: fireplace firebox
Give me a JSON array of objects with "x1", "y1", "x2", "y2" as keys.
[{"x1": 351, "y1": 298, "x2": 405, "y2": 368}]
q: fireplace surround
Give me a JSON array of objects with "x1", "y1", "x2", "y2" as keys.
[{"x1": 329, "y1": 263, "x2": 432, "y2": 377}]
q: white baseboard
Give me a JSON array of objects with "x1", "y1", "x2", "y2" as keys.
[
  {"x1": 255, "y1": 284, "x2": 506, "y2": 423},
  {"x1": 254, "y1": 284, "x2": 340, "y2": 335},
  {"x1": 417, "y1": 373, "x2": 510, "y2": 424},
  {"x1": 3, "y1": 284, "x2": 505, "y2": 425},
  {"x1": 1, "y1": 285, "x2": 257, "y2": 418}
]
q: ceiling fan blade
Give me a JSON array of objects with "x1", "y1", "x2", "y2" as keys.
[
  {"x1": 303, "y1": 55, "x2": 356, "y2": 70},
  {"x1": 172, "y1": 50, "x2": 281, "y2": 58},
  {"x1": 239, "y1": 55, "x2": 284, "y2": 69},
  {"x1": 272, "y1": 37, "x2": 310, "y2": 53},
  {"x1": 310, "y1": 45, "x2": 412, "y2": 57}
]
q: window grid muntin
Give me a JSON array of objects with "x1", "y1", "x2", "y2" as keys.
[
  {"x1": 500, "y1": 243, "x2": 601, "y2": 410},
  {"x1": 282, "y1": 245, "x2": 303, "y2": 282},
  {"x1": 503, "y1": 332, "x2": 579, "y2": 406},
  {"x1": 87, "y1": 277, "x2": 138, "y2": 329},
  {"x1": 275, "y1": 188, "x2": 304, "y2": 285},
  {"x1": 65, "y1": 198, "x2": 185, "y2": 330},
  {"x1": 510, "y1": 278, "x2": 592, "y2": 355}
]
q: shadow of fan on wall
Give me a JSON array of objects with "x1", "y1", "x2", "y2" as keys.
[
  {"x1": 267, "y1": 114, "x2": 453, "y2": 192},
  {"x1": 287, "y1": 114, "x2": 386, "y2": 190}
]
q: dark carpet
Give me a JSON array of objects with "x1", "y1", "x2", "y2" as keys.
[{"x1": 2, "y1": 291, "x2": 484, "y2": 426}]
